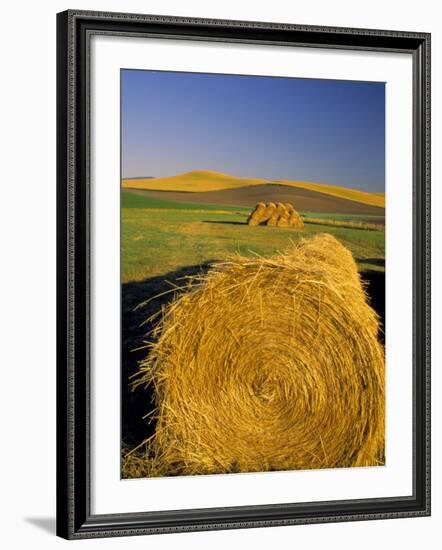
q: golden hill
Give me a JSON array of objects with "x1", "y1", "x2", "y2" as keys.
[
  {"x1": 274, "y1": 180, "x2": 385, "y2": 209},
  {"x1": 122, "y1": 170, "x2": 385, "y2": 209},
  {"x1": 122, "y1": 170, "x2": 267, "y2": 193}
]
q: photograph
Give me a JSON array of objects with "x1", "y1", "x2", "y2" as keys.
[
  {"x1": 120, "y1": 69, "x2": 386, "y2": 479},
  {"x1": 0, "y1": 0, "x2": 436, "y2": 544},
  {"x1": 54, "y1": 7, "x2": 431, "y2": 540}
]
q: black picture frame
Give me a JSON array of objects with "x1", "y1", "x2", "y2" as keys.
[{"x1": 56, "y1": 9, "x2": 431, "y2": 540}]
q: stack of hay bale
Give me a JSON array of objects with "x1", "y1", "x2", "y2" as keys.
[{"x1": 247, "y1": 201, "x2": 304, "y2": 229}]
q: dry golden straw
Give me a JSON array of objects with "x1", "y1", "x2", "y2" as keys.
[
  {"x1": 275, "y1": 202, "x2": 290, "y2": 227},
  {"x1": 129, "y1": 234, "x2": 384, "y2": 477},
  {"x1": 288, "y1": 209, "x2": 304, "y2": 229},
  {"x1": 246, "y1": 201, "x2": 304, "y2": 228},
  {"x1": 266, "y1": 203, "x2": 281, "y2": 226},
  {"x1": 261, "y1": 201, "x2": 276, "y2": 223},
  {"x1": 247, "y1": 201, "x2": 266, "y2": 226},
  {"x1": 285, "y1": 203, "x2": 295, "y2": 214}
]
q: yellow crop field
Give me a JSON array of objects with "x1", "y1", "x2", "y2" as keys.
[
  {"x1": 276, "y1": 180, "x2": 386, "y2": 208},
  {"x1": 122, "y1": 170, "x2": 267, "y2": 192}
]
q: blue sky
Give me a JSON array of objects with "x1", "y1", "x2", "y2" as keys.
[{"x1": 121, "y1": 69, "x2": 385, "y2": 192}]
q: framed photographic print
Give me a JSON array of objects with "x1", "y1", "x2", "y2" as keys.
[{"x1": 56, "y1": 10, "x2": 431, "y2": 539}]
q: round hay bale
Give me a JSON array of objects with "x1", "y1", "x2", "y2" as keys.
[
  {"x1": 134, "y1": 233, "x2": 385, "y2": 476},
  {"x1": 247, "y1": 202, "x2": 266, "y2": 226},
  {"x1": 288, "y1": 209, "x2": 304, "y2": 229},
  {"x1": 260, "y1": 202, "x2": 276, "y2": 225},
  {"x1": 266, "y1": 202, "x2": 280, "y2": 226},
  {"x1": 246, "y1": 204, "x2": 258, "y2": 224},
  {"x1": 285, "y1": 203, "x2": 295, "y2": 215},
  {"x1": 275, "y1": 202, "x2": 290, "y2": 227}
]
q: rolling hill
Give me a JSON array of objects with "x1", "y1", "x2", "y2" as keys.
[
  {"x1": 127, "y1": 185, "x2": 384, "y2": 216},
  {"x1": 122, "y1": 170, "x2": 385, "y2": 209},
  {"x1": 122, "y1": 170, "x2": 267, "y2": 192},
  {"x1": 273, "y1": 179, "x2": 385, "y2": 208}
]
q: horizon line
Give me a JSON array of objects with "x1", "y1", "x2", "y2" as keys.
[{"x1": 121, "y1": 169, "x2": 385, "y2": 194}]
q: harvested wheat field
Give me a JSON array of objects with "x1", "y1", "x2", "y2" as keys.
[{"x1": 125, "y1": 233, "x2": 385, "y2": 478}]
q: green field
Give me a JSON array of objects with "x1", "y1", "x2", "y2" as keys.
[
  {"x1": 121, "y1": 191, "x2": 385, "y2": 283},
  {"x1": 122, "y1": 190, "x2": 249, "y2": 212}
]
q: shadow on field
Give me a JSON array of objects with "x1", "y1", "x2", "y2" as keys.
[
  {"x1": 122, "y1": 263, "x2": 214, "y2": 448},
  {"x1": 122, "y1": 264, "x2": 385, "y2": 449},
  {"x1": 360, "y1": 270, "x2": 385, "y2": 342},
  {"x1": 358, "y1": 257, "x2": 385, "y2": 268},
  {"x1": 203, "y1": 220, "x2": 246, "y2": 225}
]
